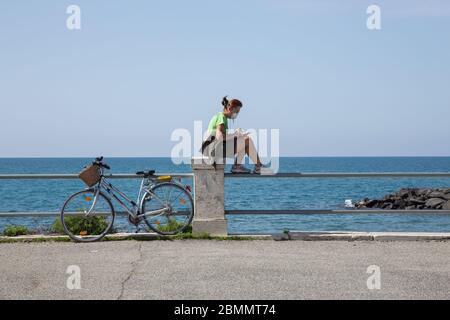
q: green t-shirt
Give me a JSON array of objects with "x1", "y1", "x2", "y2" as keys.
[{"x1": 208, "y1": 112, "x2": 228, "y2": 136}]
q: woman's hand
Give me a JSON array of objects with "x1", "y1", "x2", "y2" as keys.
[{"x1": 234, "y1": 128, "x2": 249, "y2": 137}]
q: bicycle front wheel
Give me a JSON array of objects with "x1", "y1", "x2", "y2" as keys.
[
  {"x1": 141, "y1": 182, "x2": 194, "y2": 235},
  {"x1": 60, "y1": 189, "x2": 115, "y2": 242}
]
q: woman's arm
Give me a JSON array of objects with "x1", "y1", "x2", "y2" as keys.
[
  {"x1": 216, "y1": 124, "x2": 247, "y2": 142},
  {"x1": 216, "y1": 124, "x2": 226, "y2": 141}
]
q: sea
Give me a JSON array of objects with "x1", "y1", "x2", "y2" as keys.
[{"x1": 1, "y1": 157, "x2": 450, "y2": 234}]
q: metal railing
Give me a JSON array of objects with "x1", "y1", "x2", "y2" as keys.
[
  {"x1": 0, "y1": 173, "x2": 193, "y2": 180},
  {"x1": 224, "y1": 172, "x2": 450, "y2": 215},
  {"x1": 2, "y1": 172, "x2": 448, "y2": 180},
  {"x1": 224, "y1": 172, "x2": 450, "y2": 178},
  {"x1": 0, "y1": 172, "x2": 449, "y2": 217},
  {"x1": 0, "y1": 173, "x2": 193, "y2": 217}
]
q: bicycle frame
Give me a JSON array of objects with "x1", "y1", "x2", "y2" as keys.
[{"x1": 89, "y1": 175, "x2": 170, "y2": 220}]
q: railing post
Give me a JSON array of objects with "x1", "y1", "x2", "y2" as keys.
[{"x1": 191, "y1": 157, "x2": 227, "y2": 236}]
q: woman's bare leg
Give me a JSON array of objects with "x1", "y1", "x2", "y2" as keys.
[
  {"x1": 235, "y1": 137, "x2": 261, "y2": 166},
  {"x1": 234, "y1": 136, "x2": 262, "y2": 166},
  {"x1": 245, "y1": 137, "x2": 262, "y2": 166},
  {"x1": 235, "y1": 136, "x2": 246, "y2": 165}
]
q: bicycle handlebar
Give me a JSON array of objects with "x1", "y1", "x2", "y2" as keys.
[
  {"x1": 101, "y1": 163, "x2": 111, "y2": 170},
  {"x1": 93, "y1": 156, "x2": 110, "y2": 170}
]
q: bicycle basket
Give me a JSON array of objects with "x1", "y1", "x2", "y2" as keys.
[{"x1": 78, "y1": 164, "x2": 101, "y2": 187}]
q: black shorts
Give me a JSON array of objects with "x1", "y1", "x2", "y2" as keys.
[{"x1": 201, "y1": 135, "x2": 237, "y2": 158}]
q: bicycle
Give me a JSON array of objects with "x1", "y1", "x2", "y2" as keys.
[{"x1": 60, "y1": 157, "x2": 194, "y2": 242}]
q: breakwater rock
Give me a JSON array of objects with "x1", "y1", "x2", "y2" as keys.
[{"x1": 355, "y1": 188, "x2": 450, "y2": 210}]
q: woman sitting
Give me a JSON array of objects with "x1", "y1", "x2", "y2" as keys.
[{"x1": 202, "y1": 96, "x2": 270, "y2": 174}]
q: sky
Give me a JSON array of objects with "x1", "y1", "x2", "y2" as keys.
[{"x1": 0, "y1": 0, "x2": 449, "y2": 157}]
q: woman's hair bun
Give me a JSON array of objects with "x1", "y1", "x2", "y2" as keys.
[{"x1": 221, "y1": 96, "x2": 229, "y2": 108}]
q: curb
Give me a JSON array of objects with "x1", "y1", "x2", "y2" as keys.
[
  {"x1": 285, "y1": 231, "x2": 450, "y2": 241},
  {"x1": 2, "y1": 232, "x2": 450, "y2": 243},
  {"x1": 0, "y1": 233, "x2": 274, "y2": 243}
]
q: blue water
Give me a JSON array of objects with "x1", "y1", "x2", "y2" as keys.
[{"x1": 1, "y1": 157, "x2": 450, "y2": 234}]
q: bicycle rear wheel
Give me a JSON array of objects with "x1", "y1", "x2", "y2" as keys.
[
  {"x1": 60, "y1": 189, "x2": 115, "y2": 242},
  {"x1": 141, "y1": 182, "x2": 194, "y2": 235}
]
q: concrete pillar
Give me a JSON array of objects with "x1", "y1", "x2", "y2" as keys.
[{"x1": 191, "y1": 157, "x2": 227, "y2": 236}]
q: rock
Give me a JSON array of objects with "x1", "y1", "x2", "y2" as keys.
[
  {"x1": 365, "y1": 199, "x2": 378, "y2": 208},
  {"x1": 392, "y1": 199, "x2": 406, "y2": 209},
  {"x1": 356, "y1": 188, "x2": 450, "y2": 211},
  {"x1": 355, "y1": 200, "x2": 368, "y2": 208},
  {"x1": 443, "y1": 200, "x2": 450, "y2": 210},
  {"x1": 416, "y1": 189, "x2": 429, "y2": 196},
  {"x1": 382, "y1": 203, "x2": 393, "y2": 210},
  {"x1": 408, "y1": 198, "x2": 425, "y2": 205},
  {"x1": 441, "y1": 193, "x2": 450, "y2": 200},
  {"x1": 429, "y1": 191, "x2": 445, "y2": 198},
  {"x1": 398, "y1": 189, "x2": 410, "y2": 198},
  {"x1": 425, "y1": 198, "x2": 446, "y2": 208}
]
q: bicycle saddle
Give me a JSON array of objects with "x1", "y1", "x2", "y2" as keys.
[{"x1": 136, "y1": 170, "x2": 156, "y2": 177}]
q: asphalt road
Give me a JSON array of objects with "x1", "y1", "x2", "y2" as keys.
[{"x1": 0, "y1": 240, "x2": 449, "y2": 299}]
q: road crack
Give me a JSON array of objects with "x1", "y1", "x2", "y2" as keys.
[{"x1": 117, "y1": 242, "x2": 143, "y2": 300}]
